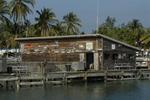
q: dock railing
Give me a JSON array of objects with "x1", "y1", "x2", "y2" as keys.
[{"x1": 6, "y1": 61, "x2": 150, "y2": 80}]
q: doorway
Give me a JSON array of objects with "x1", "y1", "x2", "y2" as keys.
[{"x1": 86, "y1": 52, "x2": 94, "y2": 70}]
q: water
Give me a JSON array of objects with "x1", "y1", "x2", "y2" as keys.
[{"x1": 0, "y1": 80, "x2": 150, "y2": 100}]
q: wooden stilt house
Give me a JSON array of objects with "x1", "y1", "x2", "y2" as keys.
[{"x1": 16, "y1": 34, "x2": 140, "y2": 71}]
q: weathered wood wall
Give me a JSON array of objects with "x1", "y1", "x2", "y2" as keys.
[
  {"x1": 18, "y1": 36, "x2": 137, "y2": 70},
  {"x1": 20, "y1": 38, "x2": 100, "y2": 62},
  {"x1": 103, "y1": 39, "x2": 136, "y2": 69}
]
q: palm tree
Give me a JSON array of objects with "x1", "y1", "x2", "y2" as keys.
[
  {"x1": 138, "y1": 32, "x2": 150, "y2": 49},
  {"x1": 62, "y1": 12, "x2": 81, "y2": 35},
  {"x1": 0, "y1": 0, "x2": 9, "y2": 22},
  {"x1": 9, "y1": 0, "x2": 35, "y2": 37},
  {"x1": 0, "y1": 20, "x2": 16, "y2": 57},
  {"x1": 128, "y1": 19, "x2": 142, "y2": 30},
  {"x1": 97, "y1": 16, "x2": 116, "y2": 35},
  {"x1": 24, "y1": 19, "x2": 31, "y2": 37},
  {"x1": 97, "y1": 16, "x2": 117, "y2": 41},
  {"x1": 0, "y1": 19, "x2": 17, "y2": 49},
  {"x1": 9, "y1": 0, "x2": 35, "y2": 23},
  {"x1": 105, "y1": 16, "x2": 116, "y2": 28},
  {"x1": 51, "y1": 22, "x2": 64, "y2": 36},
  {"x1": 127, "y1": 19, "x2": 143, "y2": 46},
  {"x1": 35, "y1": 8, "x2": 56, "y2": 36},
  {"x1": 0, "y1": 31, "x2": 15, "y2": 49}
]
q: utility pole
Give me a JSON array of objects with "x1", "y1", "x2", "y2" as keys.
[{"x1": 96, "y1": 0, "x2": 100, "y2": 34}]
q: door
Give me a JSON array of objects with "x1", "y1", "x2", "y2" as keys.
[{"x1": 86, "y1": 52, "x2": 94, "y2": 70}]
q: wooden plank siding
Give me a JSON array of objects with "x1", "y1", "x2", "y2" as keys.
[
  {"x1": 16, "y1": 34, "x2": 140, "y2": 71},
  {"x1": 103, "y1": 39, "x2": 136, "y2": 69},
  {"x1": 20, "y1": 37, "x2": 102, "y2": 62}
]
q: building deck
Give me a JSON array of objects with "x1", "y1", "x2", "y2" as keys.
[{"x1": 0, "y1": 69, "x2": 150, "y2": 89}]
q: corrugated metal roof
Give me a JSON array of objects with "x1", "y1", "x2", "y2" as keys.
[{"x1": 15, "y1": 34, "x2": 140, "y2": 51}]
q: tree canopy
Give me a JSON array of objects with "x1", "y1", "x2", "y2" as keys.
[
  {"x1": 0, "y1": 0, "x2": 150, "y2": 50},
  {"x1": 97, "y1": 16, "x2": 150, "y2": 49},
  {"x1": 62, "y1": 12, "x2": 82, "y2": 35},
  {"x1": 35, "y1": 8, "x2": 56, "y2": 36}
]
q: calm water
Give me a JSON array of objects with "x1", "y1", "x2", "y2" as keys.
[{"x1": 0, "y1": 80, "x2": 150, "y2": 100}]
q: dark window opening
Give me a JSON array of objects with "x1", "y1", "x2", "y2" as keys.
[
  {"x1": 112, "y1": 54, "x2": 118, "y2": 60},
  {"x1": 128, "y1": 54, "x2": 134, "y2": 60},
  {"x1": 104, "y1": 53, "x2": 110, "y2": 60},
  {"x1": 118, "y1": 54, "x2": 122, "y2": 59}
]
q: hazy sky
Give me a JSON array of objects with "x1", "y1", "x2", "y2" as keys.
[{"x1": 30, "y1": 0, "x2": 150, "y2": 32}]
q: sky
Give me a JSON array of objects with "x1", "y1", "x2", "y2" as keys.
[{"x1": 30, "y1": 0, "x2": 150, "y2": 33}]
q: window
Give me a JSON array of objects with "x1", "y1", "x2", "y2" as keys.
[
  {"x1": 104, "y1": 53, "x2": 110, "y2": 60},
  {"x1": 118, "y1": 54, "x2": 122, "y2": 59},
  {"x1": 112, "y1": 54, "x2": 118, "y2": 60},
  {"x1": 128, "y1": 54, "x2": 134, "y2": 60},
  {"x1": 122, "y1": 53, "x2": 127, "y2": 59}
]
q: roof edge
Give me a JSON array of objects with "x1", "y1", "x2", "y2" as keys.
[{"x1": 15, "y1": 34, "x2": 141, "y2": 51}]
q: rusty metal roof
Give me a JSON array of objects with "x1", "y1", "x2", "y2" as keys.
[{"x1": 16, "y1": 34, "x2": 140, "y2": 51}]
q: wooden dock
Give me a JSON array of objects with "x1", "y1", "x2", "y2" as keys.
[
  {"x1": 0, "y1": 69, "x2": 150, "y2": 89},
  {"x1": 0, "y1": 74, "x2": 18, "y2": 89}
]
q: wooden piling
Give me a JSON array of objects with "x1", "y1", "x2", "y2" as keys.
[
  {"x1": 84, "y1": 72, "x2": 87, "y2": 81},
  {"x1": 5, "y1": 81, "x2": 8, "y2": 89},
  {"x1": 104, "y1": 70, "x2": 107, "y2": 83},
  {"x1": 63, "y1": 72, "x2": 67, "y2": 84},
  {"x1": 16, "y1": 78, "x2": 20, "y2": 90},
  {"x1": 0, "y1": 69, "x2": 150, "y2": 89}
]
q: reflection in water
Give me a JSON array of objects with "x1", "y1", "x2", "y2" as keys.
[{"x1": 0, "y1": 80, "x2": 150, "y2": 100}]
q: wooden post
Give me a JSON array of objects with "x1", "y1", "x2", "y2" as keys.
[
  {"x1": 84, "y1": 71, "x2": 87, "y2": 81},
  {"x1": 42, "y1": 60, "x2": 47, "y2": 87},
  {"x1": 101, "y1": 38, "x2": 104, "y2": 70},
  {"x1": 95, "y1": 39, "x2": 100, "y2": 70},
  {"x1": 5, "y1": 81, "x2": 8, "y2": 89},
  {"x1": 121, "y1": 71, "x2": 124, "y2": 80},
  {"x1": 16, "y1": 79, "x2": 20, "y2": 90},
  {"x1": 63, "y1": 72, "x2": 67, "y2": 84},
  {"x1": 104, "y1": 70, "x2": 107, "y2": 83},
  {"x1": 42, "y1": 76, "x2": 45, "y2": 87},
  {"x1": 94, "y1": 52, "x2": 99, "y2": 70}
]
